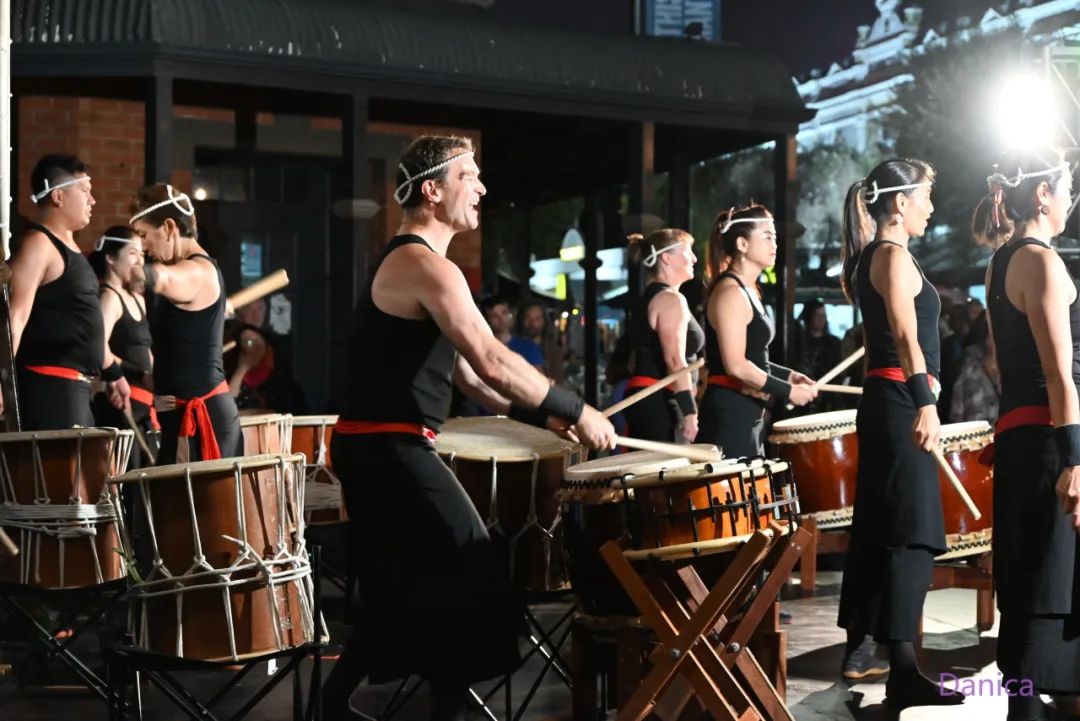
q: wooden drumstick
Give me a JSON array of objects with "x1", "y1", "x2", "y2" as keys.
[
  {"x1": 933, "y1": 446, "x2": 982, "y2": 520},
  {"x1": 223, "y1": 340, "x2": 237, "y2": 354},
  {"x1": 816, "y1": 383, "x2": 863, "y2": 396},
  {"x1": 603, "y1": 358, "x2": 705, "y2": 418},
  {"x1": 786, "y1": 346, "x2": 866, "y2": 409},
  {"x1": 0, "y1": 528, "x2": 17, "y2": 557},
  {"x1": 123, "y1": 407, "x2": 157, "y2": 465},
  {"x1": 614, "y1": 435, "x2": 722, "y2": 463},
  {"x1": 227, "y1": 269, "x2": 289, "y2": 311}
]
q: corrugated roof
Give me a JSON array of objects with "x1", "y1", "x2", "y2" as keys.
[{"x1": 12, "y1": 0, "x2": 811, "y2": 126}]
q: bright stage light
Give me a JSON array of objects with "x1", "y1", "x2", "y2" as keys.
[
  {"x1": 825, "y1": 263, "x2": 842, "y2": 278},
  {"x1": 995, "y1": 73, "x2": 1058, "y2": 150}
]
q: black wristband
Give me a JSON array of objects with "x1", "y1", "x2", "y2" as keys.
[
  {"x1": 508, "y1": 404, "x2": 549, "y2": 429},
  {"x1": 100, "y1": 361, "x2": 124, "y2": 382},
  {"x1": 761, "y1": 374, "x2": 791, "y2": 402},
  {"x1": 1054, "y1": 424, "x2": 1080, "y2": 468},
  {"x1": 906, "y1": 373, "x2": 935, "y2": 408},
  {"x1": 538, "y1": 385, "x2": 585, "y2": 424},
  {"x1": 673, "y1": 390, "x2": 696, "y2": 416}
]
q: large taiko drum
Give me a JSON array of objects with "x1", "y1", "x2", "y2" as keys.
[
  {"x1": 0, "y1": 428, "x2": 133, "y2": 589},
  {"x1": 435, "y1": 417, "x2": 583, "y2": 592},
  {"x1": 768, "y1": 409, "x2": 858, "y2": 529},
  {"x1": 109, "y1": 453, "x2": 315, "y2": 661},
  {"x1": 561, "y1": 450, "x2": 699, "y2": 615},
  {"x1": 937, "y1": 421, "x2": 994, "y2": 559},
  {"x1": 289, "y1": 415, "x2": 345, "y2": 525},
  {"x1": 240, "y1": 413, "x2": 293, "y2": 456}
]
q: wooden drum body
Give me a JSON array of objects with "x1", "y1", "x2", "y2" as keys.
[
  {"x1": 435, "y1": 417, "x2": 583, "y2": 592},
  {"x1": 290, "y1": 415, "x2": 345, "y2": 525},
  {"x1": 110, "y1": 454, "x2": 314, "y2": 661},
  {"x1": 768, "y1": 409, "x2": 858, "y2": 528},
  {"x1": 240, "y1": 413, "x2": 293, "y2": 456},
  {"x1": 937, "y1": 421, "x2": 994, "y2": 558},
  {"x1": 0, "y1": 428, "x2": 133, "y2": 589}
]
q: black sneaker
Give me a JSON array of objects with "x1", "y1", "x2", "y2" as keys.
[{"x1": 841, "y1": 636, "x2": 890, "y2": 681}]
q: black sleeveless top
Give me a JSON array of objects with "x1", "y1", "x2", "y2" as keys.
[
  {"x1": 151, "y1": 255, "x2": 227, "y2": 399},
  {"x1": 102, "y1": 284, "x2": 152, "y2": 388},
  {"x1": 705, "y1": 272, "x2": 774, "y2": 376},
  {"x1": 17, "y1": 223, "x2": 104, "y2": 375},
  {"x1": 988, "y1": 237, "x2": 1080, "y2": 416},
  {"x1": 340, "y1": 235, "x2": 457, "y2": 431},
  {"x1": 856, "y1": 240, "x2": 941, "y2": 378},
  {"x1": 631, "y1": 282, "x2": 706, "y2": 378}
]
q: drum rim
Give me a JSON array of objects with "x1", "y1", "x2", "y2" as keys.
[
  {"x1": 109, "y1": 452, "x2": 305, "y2": 484},
  {"x1": 239, "y1": 413, "x2": 293, "y2": 426},
  {"x1": 290, "y1": 414, "x2": 339, "y2": 426},
  {"x1": 940, "y1": 420, "x2": 992, "y2": 441},
  {"x1": 562, "y1": 444, "x2": 719, "y2": 481},
  {"x1": 621, "y1": 458, "x2": 790, "y2": 488},
  {"x1": 769, "y1": 408, "x2": 858, "y2": 437},
  {"x1": 435, "y1": 416, "x2": 582, "y2": 461},
  {"x1": 0, "y1": 427, "x2": 133, "y2": 442}
]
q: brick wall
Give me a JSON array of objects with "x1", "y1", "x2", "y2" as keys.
[{"x1": 18, "y1": 96, "x2": 145, "y2": 249}]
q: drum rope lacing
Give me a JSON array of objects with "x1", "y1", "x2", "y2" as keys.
[
  {"x1": 113, "y1": 456, "x2": 317, "y2": 661},
  {"x1": 0, "y1": 430, "x2": 132, "y2": 586},
  {"x1": 301, "y1": 418, "x2": 344, "y2": 515}
]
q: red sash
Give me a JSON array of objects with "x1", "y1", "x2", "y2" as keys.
[
  {"x1": 25, "y1": 365, "x2": 91, "y2": 383},
  {"x1": 174, "y1": 381, "x2": 230, "y2": 460},
  {"x1": 333, "y1": 420, "x2": 437, "y2": 442}
]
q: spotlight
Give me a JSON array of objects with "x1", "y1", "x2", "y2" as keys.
[
  {"x1": 995, "y1": 73, "x2": 1058, "y2": 150},
  {"x1": 193, "y1": 187, "x2": 209, "y2": 201}
]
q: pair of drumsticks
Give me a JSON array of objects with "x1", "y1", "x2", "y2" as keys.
[{"x1": 607, "y1": 346, "x2": 983, "y2": 521}]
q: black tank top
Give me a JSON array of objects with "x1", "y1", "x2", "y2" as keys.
[
  {"x1": 17, "y1": 223, "x2": 104, "y2": 375},
  {"x1": 151, "y1": 255, "x2": 226, "y2": 398},
  {"x1": 102, "y1": 284, "x2": 152, "y2": 388},
  {"x1": 340, "y1": 235, "x2": 457, "y2": 430},
  {"x1": 705, "y1": 272, "x2": 774, "y2": 375},
  {"x1": 988, "y1": 237, "x2": 1080, "y2": 415},
  {"x1": 856, "y1": 240, "x2": 941, "y2": 378},
  {"x1": 631, "y1": 282, "x2": 706, "y2": 378}
]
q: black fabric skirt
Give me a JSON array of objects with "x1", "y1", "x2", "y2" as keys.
[
  {"x1": 994, "y1": 425, "x2": 1080, "y2": 692},
  {"x1": 697, "y1": 385, "x2": 765, "y2": 459},
  {"x1": 330, "y1": 432, "x2": 524, "y2": 686},
  {"x1": 155, "y1": 392, "x2": 241, "y2": 465},
  {"x1": 92, "y1": 392, "x2": 155, "y2": 470},
  {"x1": 16, "y1": 370, "x2": 93, "y2": 430},
  {"x1": 622, "y1": 390, "x2": 678, "y2": 443}
]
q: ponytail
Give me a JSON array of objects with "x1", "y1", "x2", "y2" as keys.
[{"x1": 840, "y1": 179, "x2": 872, "y2": 302}]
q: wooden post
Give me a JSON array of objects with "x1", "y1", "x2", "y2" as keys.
[
  {"x1": 144, "y1": 73, "x2": 173, "y2": 185},
  {"x1": 772, "y1": 134, "x2": 797, "y2": 365}
]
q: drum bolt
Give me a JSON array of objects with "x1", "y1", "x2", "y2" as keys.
[
  {"x1": 670, "y1": 649, "x2": 682, "y2": 659},
  {"x1": 727, "y1": 642, "x2": 741, "y2": 653}
]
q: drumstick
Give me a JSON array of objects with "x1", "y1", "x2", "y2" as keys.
[
  {"x1": 123, "y1": 407, "x2": 157, "y2": 465},
  {"x1": 223, "y1": 340, "x2": 237, "y2": 354},
  {"x1": 933, "y1": 446, "x2": 982, "y2": 520},
  {"x1": 816, "y1": 383, "x2": 863, "y2": 396},
  {"x1": 227, "y1": 269, "x2": 289, "y2": 311},
  {"x1": 614, "y1": 435, "x2": 722, "y2": 463},
  {"x1": 603, "y1": 358, "x2": 705, "y2": 418},
  {"x1": 0, "y1": 528, "x2": 17, "y2": 557},
  {"x1": 786, "y1": 346, "x2": 866, "y2": 410}
]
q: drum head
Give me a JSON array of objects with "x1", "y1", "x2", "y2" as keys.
[
  {"x1": 940, "y1": 421, "x2": 992, "y2": 442},
  {"x1": 768, "y1": 408, "x2": 857, "y2": 442},
  {"x1": 240, "y1": 413, "x2": 291, "y2": 427},
  {"x1": 291, "y1": 415, "x2": 338, "y2": 428},
  {"x1": 563, "y1": 446, "x2": 718, "y2": 483},
  {"x1": 435, "y1": 416, "x2": 580, "y2": 462},
  {"x1": 623, "y1": 457, "x2": 790, "y2": 488},
  {"x1": 108, "y1": 453, "x2": 305, "y2": 484},
  {"x1": 0, "y1": 427, "x2": 130, "y2": 443}
]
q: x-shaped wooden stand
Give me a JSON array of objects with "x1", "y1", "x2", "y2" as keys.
[{"x1": 600, "y1": 523, "x2": 811, "y2": 721}]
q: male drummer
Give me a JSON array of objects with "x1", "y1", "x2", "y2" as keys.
[
  {"x1": 6, "y1": 154, "x2": 129, "y2": 429},
  {"x1": 322, "y1": 135, "x2": 615, "y2": 720}
]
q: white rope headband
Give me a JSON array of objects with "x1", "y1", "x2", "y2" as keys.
[
  {"x1": 642, "y1": 243, "x2": 682, "y2": 268},
  {"x1": 129, "y1": 184, "x2": 195, "y2": 225},
  {"x1": 861, "y1": 180, "x2": 932, "y2": 205},
  {"x1": 94, "y1": 234, "x2": 139, "y2": 252},
  {"x1": 30, "y1": 175, "x2": 90, "y2": 204},
  {"x1": 987, "y1": 161, "x2": 1070, "y2": 190},
  {"x1": 718, "y1": 215, "x2": 775, "y2": 235},
  {"x1": 394, "y1": 151, "x2": 475, "y2": 205}
]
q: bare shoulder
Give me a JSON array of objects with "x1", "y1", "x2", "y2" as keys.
[
  {"x1": 13, "y1": 229, "x2": 56, "y2": 260},
  {"x1": 650, "y1": 287, "x2": 685, "y2": 312},
  {"x1": 1012, "y1": 241, "x2": 1060, "y2": 275},
  {"x1": 380, "y1": 242, "x2": 464, "y2": 287}
]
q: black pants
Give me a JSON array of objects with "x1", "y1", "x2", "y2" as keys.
[
  {"x1": 838, "y1": 544, "x2": 934, "y2": 642},
  {"x1": 697, "y1": 385, "x2": 765, "y2": 458},
  {"x1": 16, "y1": 370, "x2": 93, "y2": 430},
  {"x1": 330, "y1": 432, "x2": 524, "y2": 686},
  {"x1": 155, "y1": 391, "x2": 241, "y2": 464},
  {"x1": 622, "y1": 390, "x2": 679, "y2": 442},
  {"x1": 92, "y1": 393, "x2": 155, "y2": 471}
]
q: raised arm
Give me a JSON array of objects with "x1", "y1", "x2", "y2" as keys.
[{"x1": 147, "y1": 258, "x2": 218, "y2": 307}]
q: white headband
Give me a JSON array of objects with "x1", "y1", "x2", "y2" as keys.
[
  {"x1": 718, "y1": 216, "x2": 775, "y2": 235},
  {"x1": 642, "y1": 242, "x2": 682, "y2": 268},
  {"x1": 394, "y1": 151, "x2": 475, "y2": 205},
  {"x1": 129, "y1": 184, "x2": 195, "y2": 224},
  {"x1": 861, "y1": 180, "x2": 932, "y2": 204},
  {"x1": 30, "y1": 175, "x2": 90, "y2": 204},
  {"x1": 987, "y1": 161, "x2": 1071, "y2": 190},
  {"x1": 94, "y1": 234, "x2": 139, "y2": 252}
]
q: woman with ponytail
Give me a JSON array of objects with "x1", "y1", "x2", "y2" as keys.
[
  {"x1": 833, "y1": 159, "x2": 963, "y2": 709},
  {"x1": 89, "y1": 226, "x2": 154, "y2": 469},
  {"x1": 697, "y1": 204, "x2": 816, "y2": 457},
  {"x1": 980, "y1": 147, "x2": 1080, "y2": 721},
  {"x1": 622, "y1": 229, "x2": 704, "y2": 442}
]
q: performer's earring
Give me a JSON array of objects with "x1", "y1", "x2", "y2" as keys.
[{"x1": 1040, "y1": 204, "x2": 1051, "y2": 215}]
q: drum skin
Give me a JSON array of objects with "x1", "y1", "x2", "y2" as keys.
[
  {"x1": 768, "y1": 412, "x2": 858, "y2": 515},
  {"x1": 121, "y1": 457, "x2": 310, "y2": 661},
  {"x1": 938, "y1": 422, "x2": 994, "y2": 537},
  {"x1": 240, "y1": 414, "x2": 291, "y2": 456},
  {"x1": 0, "y1": 430, "x2": 126, "y2": 589},
  {"x1": 290, "y1": 416, "x2": 345, "y2": 525}
]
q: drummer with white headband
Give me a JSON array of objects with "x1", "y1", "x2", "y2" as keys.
[
  {"x1": 128, "y1": 183, "x2": 241, "y2": 464},
  {"x1": 7, "y1": 153, "x2": 130, "y2": 429}
]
